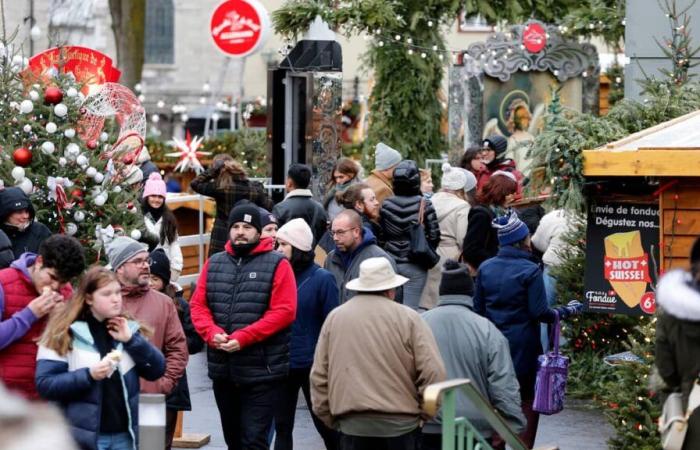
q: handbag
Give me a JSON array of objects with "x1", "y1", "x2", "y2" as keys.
[
  {"x1": 533, "y1": 310, "x2": 570, "y2": 415},
  {"x1": 408, "y1": 199, "x2": 440, "y2": 270},
  {"x1": 659, "y1": 378, "x2": 700, "y2": 450}
]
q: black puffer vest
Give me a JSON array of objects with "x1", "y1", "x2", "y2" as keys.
[{"x1": 205, "y1": 249, "x2": 290, "y2": 383}]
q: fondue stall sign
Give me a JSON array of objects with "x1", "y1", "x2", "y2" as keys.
[{"x1": 583, "y1": 202, "x2": 660, "y2": 315}]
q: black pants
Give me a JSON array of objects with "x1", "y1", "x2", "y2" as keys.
[
  {"x1": 165, "y1": 408, "x2": 178, "y2": 450},
  {"x1": 213, "y1": 380, "x2": 276, "y2": 450},
  {"x1": 338, "y1": 428, "x2": 421, "y2": 450},
  {"x1": 274, "y1": 367, "x2": 338, "y2": 450}
]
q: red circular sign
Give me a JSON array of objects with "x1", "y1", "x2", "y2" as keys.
[
  {"x1": 640, "y1": 292, "x2": 656, "y2": 314},
  {"x1": 210, "y1": 0, "x2": 269, "y2": 57},
  {"x1": 522, "y1": 23, "x2": 547, "y2": 53}
]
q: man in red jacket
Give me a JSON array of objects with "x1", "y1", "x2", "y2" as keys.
[
  {"x1": 0, "y1": 235, "x2": 85, "y2": 399},
  {"x1": 191, "y1": 203, "x2": 297, "y2": 449}
]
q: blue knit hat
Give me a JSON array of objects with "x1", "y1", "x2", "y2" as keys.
[{"x1": 492, "y1": 209, "x2": 529, "y2": 246}]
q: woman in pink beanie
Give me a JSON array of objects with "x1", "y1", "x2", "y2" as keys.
[{"x1": 141, "y1": 172, "x2": 183, "y2": 281}]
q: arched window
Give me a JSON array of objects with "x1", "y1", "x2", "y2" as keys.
[{"x1": 144, "y1": 0, "x2": 174, "y2": 64}]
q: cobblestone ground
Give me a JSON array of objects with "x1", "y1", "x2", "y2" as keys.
[{"x1": 183, "y1": 353, "x2": 612, "y2": 449}]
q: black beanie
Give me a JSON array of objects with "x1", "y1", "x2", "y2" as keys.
[
  {"x1": 439, "y1": 259, "x2": 474, "y2": 297},
  {"x1": 228, "y1": 204, "x2": 262, "y2": 232},
  {"x1": 483, "y1": 135, "x2": 508, "y2": 159},
  {"x1": 259, "y1": 207, "x2": 278, "y2": 228},
  {"x1": 149, "y1": 248, "x2": 171, "y2": 287}
]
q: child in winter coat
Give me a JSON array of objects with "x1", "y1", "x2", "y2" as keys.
[
  {"x1": 35, "y1": 266, "x2": 165, "y2": 450},
  {"x1": 149, "y1": 248, "x2": 204, "y2": 450},
  {"x1": 141, "y1": 172, "x2": 183, "y2": 282}
]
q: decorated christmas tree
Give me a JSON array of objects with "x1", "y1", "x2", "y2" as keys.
[{"x1": 0, "y1": 44, "x2": 144, "y2": 261}]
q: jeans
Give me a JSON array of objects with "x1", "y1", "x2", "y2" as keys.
[
  {"x1": 540, "y1": 266, "x2": 557, "y2": 352},
  {"x1": 213, "y1": 380, "x2": 276, "y2": 450},
  {"x1": 274, "y1": 367, "x2": 338, "y2": 450},
  {"x1": 397, "y1": 263, "x2": 427, "y2": 310},
  {"x1": 96, "y1": 432, "x2": 133, "y2": 450},
  {"x1": 338, "y1": 428, "x2": 421, "y2": 450}
]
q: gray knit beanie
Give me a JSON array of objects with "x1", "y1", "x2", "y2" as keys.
[
  {"x1": 375, "y1": 142, "x2": 402, "y2": 171},
  {"x1": 106, "y1": 236, "x2": 148, "y2": 271}
]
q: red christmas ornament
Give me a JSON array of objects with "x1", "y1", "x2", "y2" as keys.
[
  {"x1": 79, "y1": 107, "x2": 87, "y2": 115},
  {"x1": 70, "y1": 188, "x2": 84, "y2": 199},
  {"x1": 44, "y1": 87, "x2": 64, "y2": 105},
  {"x1": 127, "y1": 202, "x2": 134, "y2": 209},
  {"x1": 122, "y1": 153, "x2": 135, "y2": 165},
  {"x1": 87, "y1": 140, "x2": 98, "y2": 150},
  {"x1": 12, "y1": 147, "x2": 32, "y2": 166}
]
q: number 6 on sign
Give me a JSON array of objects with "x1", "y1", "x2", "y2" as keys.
[{"x1": 640, "y1": 292, "x2": 656, "y2": 314}]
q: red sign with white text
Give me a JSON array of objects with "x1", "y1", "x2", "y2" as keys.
[
  {"x1": 604, "y1": 254, "x2": 652, "y2": 283},
  {"x1": 25, "y1": 46, "x2": 121, "y2": 92},
  {"x1": 523, "y1": 23, "x2": 547, "y2": 53},
  {"x1": 210, "y1": 0, "x2": 270, "y2": 57}
]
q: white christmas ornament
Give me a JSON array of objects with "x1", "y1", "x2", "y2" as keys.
[
  {"x1": 76, "y1": 155, "x2": 89, "y2": 166},
  {"x1": 86, "y1": 167, "x2": 97, "y2": 178},
  {"x1": 64, "y1": 128, "x2": 76, "y2": 138},
  {"x1": 65, "y1": 143, "x2": 80, "y2": 156},
  {"x1": 59, "y1": 157, "x2": 67, "y2": 166},
  {"x1": 74, "y1": 211, "x2": 85, "y2": 222},
  {"x1": 100, "y1": 132, "x2": 109, "y2": 142},
  {"x1": 94, "y1": 193, "x2": 107, "y2": 206},
  {"x1": 9, "y1": 101, "x2": 18, "y2": 110},
  {"x1": 18, "y1": 178, "x2": 33, "y2": 195},
  {"x1": 45, "y1": 122, "x2": 57, "y2": 134},
  {"x1": 11, "y1": 167, "x2": 25, "y2": 181},
  {"x1": 94, "y1": 172, "x2": 105, "y2": 183},
  {"x1": 19, "y1": 100, "x2": 34, "y2": 114},
  {"x1": 66, "y1": 87, "x2": 78, "y2": 98},
  {"x1": 130, "y1": 229, "x2": 142, "y2": 240},
  {"x1": 23, "y1": 124, "x2": 31, "y2": 133},
  {"x1": 41, "y1": 141, "x2": 55, "y2": 155},
  {"x1": 66, "y1": 223, "x2": 78, "y2": 235},
  {"x1": 54, "y1": 103, "x2": 68, "y2": 117},
  {"x1": 11, "y1": 55, "x2": 23, "y2": 67},
  {"x1": 29, "y1": 90, "x2": 39, "y2": 101},
  {"x1": 112, "y1": 185, "x2": 122, "y2": 193}
]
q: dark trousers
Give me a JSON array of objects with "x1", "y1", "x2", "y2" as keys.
[
  {"x1": 338, "y1": 428, "x2": 421, "y2": 450},
  {"x1": 491, "y1": 375, "x2": 539, "y2": 449},
  {"x1": 213, "y1": 380, "x2": 276, "y2": 450},
  {"x1": 274, "y1": 367, "x2": 338, "y2": 450},
  {"x1": 165, "y1": 408, "x2": 178, "y2": 450}
]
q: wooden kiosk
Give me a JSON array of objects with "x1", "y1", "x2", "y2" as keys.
[{"x1": 583, "y1": 109, "x2": 700, "y2": 273}]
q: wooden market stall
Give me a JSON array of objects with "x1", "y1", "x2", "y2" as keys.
[{"x1": 583, "y1": 109, "x2": 700, "y2": 272}]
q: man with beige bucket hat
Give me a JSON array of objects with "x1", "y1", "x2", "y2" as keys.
[{"x1": 310, "y1": 257, "x2": 446, "y2": 450}]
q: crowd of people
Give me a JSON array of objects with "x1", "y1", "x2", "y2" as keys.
[{"x1": 0, "y1": 137, "x2": 591, "y2": 450}]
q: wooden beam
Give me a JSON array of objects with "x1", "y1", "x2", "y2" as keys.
[{"x1": 583, "y1": 149, "x2": 700, "y2": 176}]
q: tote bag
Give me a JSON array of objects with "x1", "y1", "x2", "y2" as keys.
[
  {"x1": 660, "y1": 379, "x2": 700, "y2": 450},
  {"x1": 409, "y1": 199, "x2": 440, "y2": 270},
  {"x1": 533, "y1": 310, "x2": 570, "y2": 415}
]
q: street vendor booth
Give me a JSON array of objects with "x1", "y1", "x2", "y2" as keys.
[{"x1": 582, "y1": 109, "x2": 700, "y2": 316}]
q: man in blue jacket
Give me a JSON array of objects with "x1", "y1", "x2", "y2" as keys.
[{"x1": 473, "y1": 210, "x2": 581, "y2": 447}]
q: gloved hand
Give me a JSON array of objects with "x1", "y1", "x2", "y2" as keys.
[{"x1": 556, "y1": 300, "x2": 584, "y2": 319}]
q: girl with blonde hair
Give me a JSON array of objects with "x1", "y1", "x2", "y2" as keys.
[{"x1": 35, "y1": 267, "x2": 165, "y2": 450}]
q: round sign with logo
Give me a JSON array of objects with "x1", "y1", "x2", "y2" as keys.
[
  {"x1": 522, "y1": 22, "x2": 547, "y2": 53},
  {"x1": 210, "y1": 0, "x2": 271, "y2": 58}
]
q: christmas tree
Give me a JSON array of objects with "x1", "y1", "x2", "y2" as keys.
[{"x1": 0, "y1": 44, "x2": 144, "y2": 262}]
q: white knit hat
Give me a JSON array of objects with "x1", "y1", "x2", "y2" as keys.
[
  {"x1": 440, "y1": 163, "x2": 467, "y2": 190},
  {"x1": 276, "y1": 218, "x2": 314, "y2": 252},
  {"x1": 460, "y1": 168, "x2": 477, "y2": 192}
]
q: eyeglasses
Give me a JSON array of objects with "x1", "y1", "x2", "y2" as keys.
[
  {"x1": 128, "y1": 257, "x2": 153, "y2": 267},
  {"x1": 328, "y1": 227, "x2": 357, "y2": 237}
]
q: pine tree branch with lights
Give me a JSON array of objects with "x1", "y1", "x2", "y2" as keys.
[{"x1": 0, "y1": 44, "x2": 144, "y2": 262}]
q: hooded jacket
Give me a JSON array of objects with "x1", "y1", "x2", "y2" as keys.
[
  {"x1": 0, "y1": 187, "x2": 51, "y2": 259},
  {"x1": 380, "y1": 163, "x2": 440, "y2": 265},
  {"x1": 324, "y1": 227, "x2": 398, "y2": 304},
  {"x1": 421, "y1": 294, "x2": 526, "y2": 436},
  {"x1": 36, "y1": 320, "x2": 165, "y2": 450},
  {"x1": 656, "y1": 270, "x2": 700, "y2": 450},
  {"x1": 0, "y1": 253, "x2": 73, "y2": 399}
]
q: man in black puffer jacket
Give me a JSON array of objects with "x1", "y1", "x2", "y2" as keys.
[
  {"x1": 0, "y1": 187, "x2": 51, "y2": 260},
  {"x1": 380, "y1": 160, "x2": 440, "y2": 310}
]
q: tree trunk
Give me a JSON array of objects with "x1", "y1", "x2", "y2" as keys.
[{"x1": 108, "y1": 0, "x2": 145, "y2": 89}]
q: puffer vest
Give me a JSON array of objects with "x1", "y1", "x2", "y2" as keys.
[
  {"x1": 205, "y1": 249, "x2": 290, "y2": 383},
  {"x1": 0, "y1": 268, "x2": 42, "y2": 399}
]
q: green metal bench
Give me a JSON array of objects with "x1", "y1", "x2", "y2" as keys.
[{"x1": 423, "y1": 379, "x2": 558, "y2": 450}]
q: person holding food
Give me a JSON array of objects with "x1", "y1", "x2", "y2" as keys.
[
  {"x1": 0, "y1": 235, "x2": 86, "y2": 400},
  {"x1": 35, "y1": 266, "x2": 165, "y2": 450}
]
